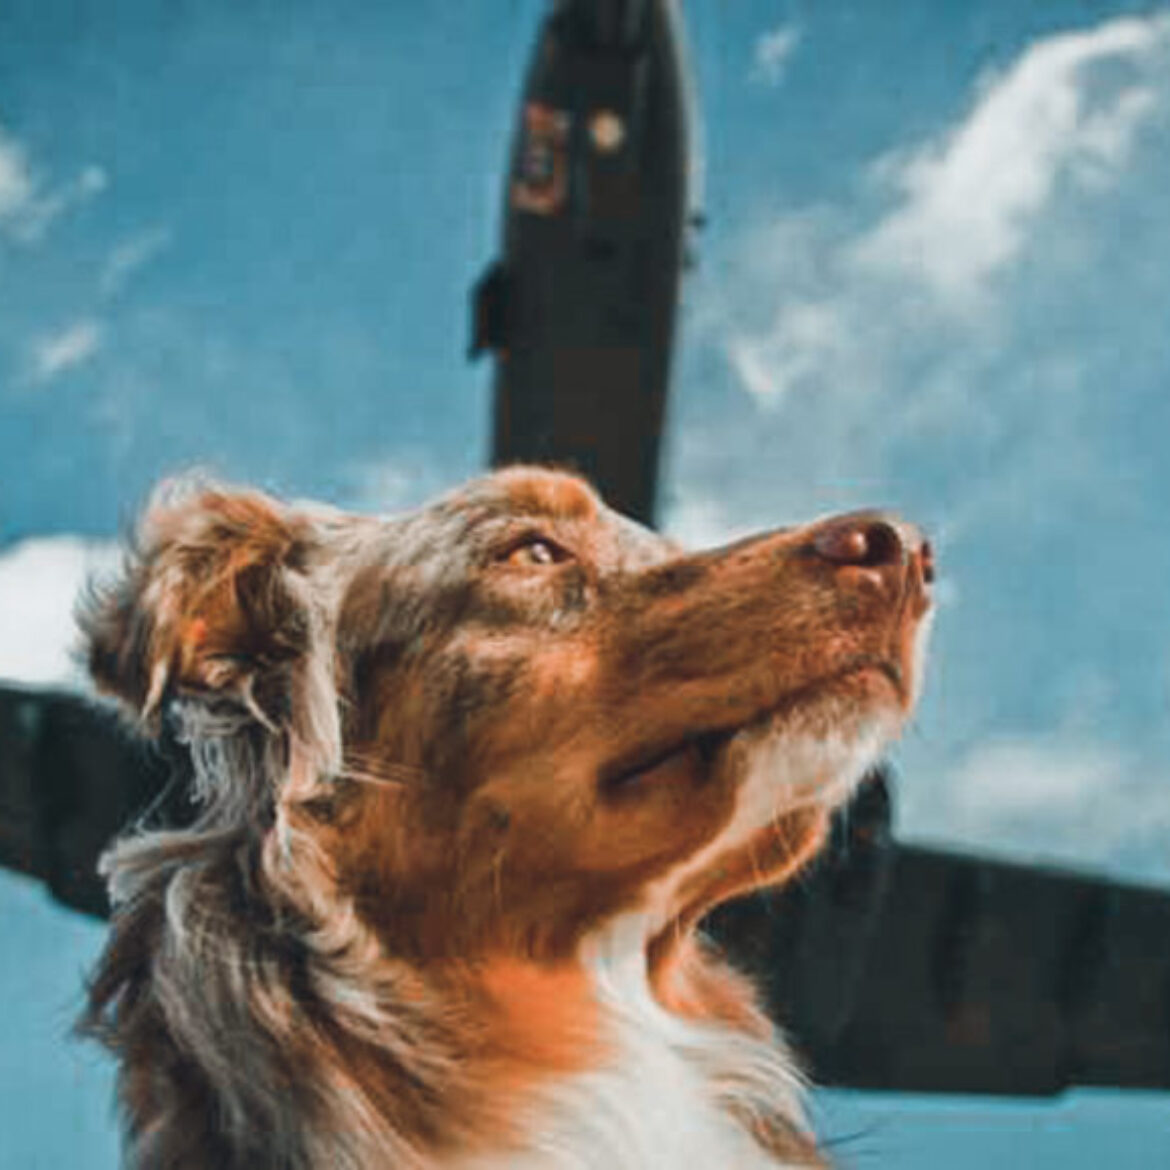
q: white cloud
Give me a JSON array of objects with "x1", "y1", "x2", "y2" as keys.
[
  {"x1": 28, "y1": 318, "x2": 104, "y2": 384},
  {"x1": 751, "y1": 24, "x2": 802, "y2": 87},
  {"x1": 851, "y1": 14, "x2": 1170, "y2": 306},
  {"x1": 12, "y1": 164, "x2": 108, "y2": 243},
  {"x1": 342, "y1": 455, "x2": 452, "y2": 515},
  {"x1": 724, "y1": 298, "x2": 847, "y2": 408},
  {"x1": 949, "y1": 737, "x2": 1123, "y2": 820},
  {"x1": 100, "y1": 226, "x2": 173, "y2": 297},
  {"x1": 0, "y1": 537, "x2": 118, "y2": 689},
  {"x1": 662, "y1": 487, "x2": 753, "y2": 550},
  {"x1": 0, "y1": 120, "x2": 107, "y2": 243},
  {"x1": 0, "y1": 126, "x2": 36, "y2": 224},
  {"x1": 704, "y1": 11, "x2": 1170, "y2": 435},
  {"x1": 906, "y1": 733, "x2": 1170, "y2": 875}
]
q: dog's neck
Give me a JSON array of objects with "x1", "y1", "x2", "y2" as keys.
[
  {"x1": 88, "y1": 827, "x2": 821, "y2": 1169},
  {"x1": 456, "y1": 916, "x2": 822, "y2": 1169},
  {"x1": 588, "y1": 916, "x2": 820, "y2": 1167}
]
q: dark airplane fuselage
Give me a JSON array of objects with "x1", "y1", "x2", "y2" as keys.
[{"x1": 474, "y1": 0, "x2": 694, "y2": 525}]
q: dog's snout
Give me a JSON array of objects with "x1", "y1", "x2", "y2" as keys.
[
  {"x1": 812, "y1": 513, "x2": 911, "y2": 570},
  {"x1": 810, "y1": 511, "x2": 934, "y2": 595}
]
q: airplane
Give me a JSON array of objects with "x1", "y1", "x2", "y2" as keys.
[
  {"x1": 471, "y1": 0, "x2": 696, "y2": 525},
  {"x1": 2, "y1": 0, "x2": 1169, "y2": 1099}
]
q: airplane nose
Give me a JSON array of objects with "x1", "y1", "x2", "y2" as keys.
[{"x1": 811, "y1": 512, "x2": 931, "y2": 580}]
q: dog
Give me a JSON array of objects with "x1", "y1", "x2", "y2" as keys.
[{"x1": 79, "y1": 465, "x2": 933, "y2": 1168}]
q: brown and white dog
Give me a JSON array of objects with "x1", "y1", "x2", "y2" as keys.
[{"x1": 79, "y1": 466, "x2": 933, "y2": 1169}]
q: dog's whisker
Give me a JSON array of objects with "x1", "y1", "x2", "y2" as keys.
[
  {"x1": 747, "y1": 836, "x2": 766, "y2": 892},
  {"x1": 336, "y1": 758, "x2": 423, "y2": 789},
  {"x1": 335, "y1": 768, "x2": 408, "y2": 790},
  {"x1": 491, "y1": 849, "x2": 505, "y2": 923}
]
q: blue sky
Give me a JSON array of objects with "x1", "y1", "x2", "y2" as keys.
[{"x1": 2, "y1": 1, "x2": 1170, "y2": 1164}]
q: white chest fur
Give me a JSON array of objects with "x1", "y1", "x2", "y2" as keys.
[{"x1": 462, "y1": 922, "x2": 808, "y2": 1170}]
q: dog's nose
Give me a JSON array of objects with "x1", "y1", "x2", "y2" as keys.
[{"x1": 811, "y1": 512, "x2": 932, "y2": 582}]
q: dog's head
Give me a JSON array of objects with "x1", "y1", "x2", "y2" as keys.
[{"x1": 85, "y1": 466, "x2": 932, "y2": 963}]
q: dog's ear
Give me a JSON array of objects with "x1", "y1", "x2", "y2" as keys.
[{"x1": 82, "y1": 483, "x2": 324, "y2": 736}]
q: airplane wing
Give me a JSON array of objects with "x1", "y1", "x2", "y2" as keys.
[{"x1": 708, "y1": 771, "x2": 1170, "y2": 1095}]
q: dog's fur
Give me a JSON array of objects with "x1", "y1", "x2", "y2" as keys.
[{"x1": 79, "y1": 466, "x2": 932, "y2": 1168}]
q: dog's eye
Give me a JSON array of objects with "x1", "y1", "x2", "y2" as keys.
[{"x1": 501, "y1": 537, "x2": 568, "y2": 567}]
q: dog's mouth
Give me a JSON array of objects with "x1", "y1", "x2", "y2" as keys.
[
  {"x1": 600, "y1": 727, "x2": 733, "y2": 795},
  {"x1": 599, "y1": 657, "x2": 906, "y2": 796}
]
